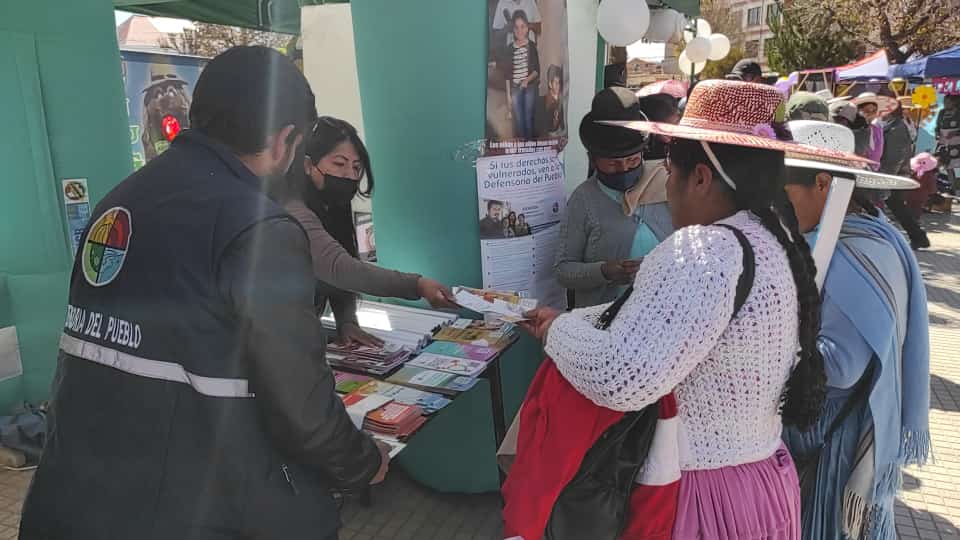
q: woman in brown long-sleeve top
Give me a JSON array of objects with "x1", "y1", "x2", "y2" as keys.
[{"x1": 283, "y1": 117, "x2": 456, "y2": 346}]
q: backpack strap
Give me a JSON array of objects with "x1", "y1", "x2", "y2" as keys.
[
  {"x1": 595, "y1": 223, "x2": 756, "y2": 330},
  {"x1": 715, "y1": 224, "x2": 755, "y2": 318}
]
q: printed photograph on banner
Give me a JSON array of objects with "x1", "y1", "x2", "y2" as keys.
[
  {"x1": 485, "y1": 0, "x2": 569, "y2": 156},
  {"x1": 120, "y1": 51, "x2": 206, "y2": 169},
  {"x1": 354, "y1": 212, "x2": 377, "y2": 262},
  {"x1": 476, "y1": 151, "x2": 567, "y2": 309}
]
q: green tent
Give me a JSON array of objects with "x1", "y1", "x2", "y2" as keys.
[{"x1": 116, "y1": 0, "x2": 699, "y2": 34}]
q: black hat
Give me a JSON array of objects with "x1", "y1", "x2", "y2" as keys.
[
  {"x1": 729, "y1": 59, "x2": 763, "y2": 80},
  {"x1": 579, "y1": 87, "x2": 648, "y2": 158}
]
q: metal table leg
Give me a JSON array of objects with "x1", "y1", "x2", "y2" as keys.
[{"x1": 484, "y1": 355, "x2": 508, "y2": 487}]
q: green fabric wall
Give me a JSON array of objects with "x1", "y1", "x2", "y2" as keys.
[
  {"x1": 0, "y1": 0, "x2": 132, "y2": 411},
  {"x1": 350, "y1": 0, "x2": 542, "y2": 493}
]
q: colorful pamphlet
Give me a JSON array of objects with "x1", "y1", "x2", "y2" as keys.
[
  {"x1": 421, "y1": 341, "x2": 499, "y2": 363},
  {"x1": 387, "y1": 366, "x2": 479, "y2": 396},
  {"x1": 406, "y1": 353, "x2": 488, "y2": 378},
  {"x1": 433, "y1": 318, "x2": 518, "y2": 349},
  {"x1": 364, "y1": 402, "x2": 427, "y2": 438},
  {"x1": 333, "y1": 370, "x2": 373, "y2": 394},
  {"x1": 349, "y1": 380, "x2": 452, "y2": 415},
  {"x1": 452, "y1": 287, "x2": 538, "y2": 323},
  {"x1": 326, "y1": 343, "x2": 410, "y2": 376}
]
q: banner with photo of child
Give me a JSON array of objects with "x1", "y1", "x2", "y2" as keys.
[{"x1": 485, "y1": 0, "x2": 569, "y2": 156}]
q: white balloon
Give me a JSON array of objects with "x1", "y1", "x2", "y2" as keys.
[
  {"x1": 708, "y1": 33, "x2": 731, "y2": 61},
  {"x1": 644, "y1": 8, "x2": 685, "y2": 43},
  {"x1": 684, "y1": 36, "x2": 711, "y2": 63},
  {"x1": 683, "y1": 17, "x2": 713, "y2": 42},
  {"x1": 678, "y1": 51, "x2": 706, "y2": 75},
  {"x1": 597, "y1": 0, "x2": 651, "y2": 46}
]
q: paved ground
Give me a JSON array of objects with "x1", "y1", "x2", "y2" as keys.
[{"x1": 0, "y1": 207, "x2": 958, "y2": 539}]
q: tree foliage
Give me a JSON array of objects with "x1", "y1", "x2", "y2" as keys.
[
  {"x1": 160, "y1": 22, "x2": 291, "y2": 58},
  {"x1": 766, "y1": 0, "x2": 864, "y2": 73},
  {"x1": 814, "y1": 0, "x2": 960, "y2": 63},
  {"x1": 699, "y1": 0, "x2": 745, "y2": 49}
]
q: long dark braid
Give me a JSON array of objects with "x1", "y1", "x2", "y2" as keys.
[
  {"x1": 756, "y1": 197, "x2": 826, "y2": 429},
  {"x1": 669, "y1": 138, "x2": 826, "y2": 429}
]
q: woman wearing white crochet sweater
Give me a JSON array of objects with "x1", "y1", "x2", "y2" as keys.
[{"x1": 521, "y1": 81, "x2": 872, "y2": 540}]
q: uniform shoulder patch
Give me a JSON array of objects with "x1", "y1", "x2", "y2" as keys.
[{"x1": 81, "y1": 207, "x2": 133, "y2": 287}]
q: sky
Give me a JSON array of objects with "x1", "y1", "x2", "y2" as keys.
[{"x1": 115, "y1": 10, "x2": 131, "y2": 25}]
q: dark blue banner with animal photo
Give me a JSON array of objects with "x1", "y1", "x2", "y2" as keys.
[{"x1": 120, "y1": 50, "x2": 207, "y2": 169}]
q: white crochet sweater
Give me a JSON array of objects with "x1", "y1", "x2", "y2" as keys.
[{"x1": 545, "y1": 211, "x2": 799, "y2": 471}]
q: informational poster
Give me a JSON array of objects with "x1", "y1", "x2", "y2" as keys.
[
  {"x1": 354, "y1": 211, "x2": 377, "y2": 262},
  {"x1": 476, "y1": 151, "x2": 566, "y2": 309},
  {"x1": 120, "y1": 50, "x2": 206, "y2": 169},
  {"x1": 61, "y1": 178, "x2": 91, "y2": 256},
  {"x1": 485, "y1": 0, "x2": 569, "y2": 156}
]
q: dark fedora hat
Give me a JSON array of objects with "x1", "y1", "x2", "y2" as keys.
[{"x1": 579, "y1": 87, "x2": 648, "y2": 158}]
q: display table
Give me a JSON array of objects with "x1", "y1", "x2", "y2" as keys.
[
  {"x1": 395, "y1": 336, "x2": 541, "y2": 493},
  {"x1": 330, "y1": 301, "x2": 542, "y2": 494}
]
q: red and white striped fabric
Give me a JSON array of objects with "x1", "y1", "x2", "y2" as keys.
[
  {"x1": 501, "y1": 359, "x2": 680, "y2": 540},
  {"x1": 619, "y1": 393, "x2": 681, "y2": 540}
]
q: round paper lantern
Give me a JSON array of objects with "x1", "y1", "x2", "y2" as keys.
[
  {"x1": 708, "y1": 33, "x2": 731, "y2": 61},
  {"x1": 683, "y1": 17, "x2": 713, "y2": 42},
  {"x1": 678, "y1": 51, "x2": 706, "y2": 76},
  {"x1": 684, "y1": 36, "x2": 711, "y2": 63},
  {"x1": 644, "y1": 8, "x2": 685, "y2": 43},
  {"x1": 912, "y1": 85, "x2": 937, "y2": 108},
  {"x1": 597, "y1": 0, "x2": 651, "y2": 46}
]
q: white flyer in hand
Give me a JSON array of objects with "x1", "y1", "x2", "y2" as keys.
[{"x1": 452, "y1": 287, "x2": 538, "y2": 322}]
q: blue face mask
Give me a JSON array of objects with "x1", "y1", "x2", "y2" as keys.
[
  {"x1": 805, "y1": 223, "x2": 820, "y2": 247},
  {"x1": 597, "y1": 165, "x2": 644, "y2": 192}
]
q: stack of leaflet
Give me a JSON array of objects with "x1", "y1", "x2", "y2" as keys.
[
  {"x1": 365, "y1": 403, "x2": 426, "y2": 438},
  {"x1": 326, "y1": 343, "x2": 410, "y2": 376},
  {"x1": 386, "y1": 366, "x2": 479, "y2": 396},
  {"x1": 433, "y1": 318, "x2": 519, "y2": 350},
  {"x1": 346, "y1": 379, "x2": 451, "y2": 415},
  {"x1": 420, "y1": 341, "x2": 499, "y2": 363},
  {"x1": 333, "y1": 370, "x2": 373, "y2": 394},
  {"x1": 321, "y1": 300, "x2": 458, "y2": 352},
  {"x1": 342, "y1": 392, "x2": 427, "y2": 439}
]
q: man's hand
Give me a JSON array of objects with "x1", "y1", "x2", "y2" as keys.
[
  {"x1": 370, "y1": 440, "x2": 392, "y2": 485},
  {"x1": 601, "y1": 259, "x2": 641, "y2": 285},
  {"x1": 417, "y1": 277, "x2": 458, "y2": 309},
  {"x1": 338, "y1": 322, "x2": 384, "y2": 348},
  {"x1": 519, "y1": 307, "x2": 562, "y2": 341}
]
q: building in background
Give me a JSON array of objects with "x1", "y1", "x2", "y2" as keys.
[
  {"x1": 717, "y1": 0, "x2": 781, "y2": 69},
  {"x1": 117, "y1": 15, "x2": 194, "y2": 52}
]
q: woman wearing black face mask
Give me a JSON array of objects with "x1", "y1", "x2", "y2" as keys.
[
  {"x1": 554, "y1": 88, "x2": 675, "y2": 308},
  {"x1": 282, "y1": 116, "x2": 457, "y2": 346}
]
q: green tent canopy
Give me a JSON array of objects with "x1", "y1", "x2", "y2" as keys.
[{"x1": 116, "y1": 0, "x2": 699, "y2": 35}]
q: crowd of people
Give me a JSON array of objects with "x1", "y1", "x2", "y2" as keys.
[{"x1": 17, "y1": 44, "x2": 933, "y2": 540}]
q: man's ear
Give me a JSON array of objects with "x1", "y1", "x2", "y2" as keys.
[
  {"x1": 272, "y1": 125, "x2": 297, "y2": 162},
  {"x1": 815, "y1": 171, "x2": 833, "y2": 193}
]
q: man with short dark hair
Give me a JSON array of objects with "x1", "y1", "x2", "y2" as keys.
[
  {"x1": 481, "y1": 199, "x2": 506, "y2": 239},
  {"x1": 20, "y1": 46, "x2": 388, "y2": 540},
  {"x1": 726, "y1": 59, "x2": 763, "y2": 83}
]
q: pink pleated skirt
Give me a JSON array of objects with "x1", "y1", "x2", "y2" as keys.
[{"x1": 673, "y1": 444, "x2": 801, "y2": 540}]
